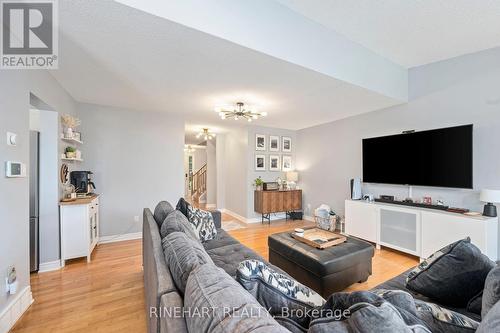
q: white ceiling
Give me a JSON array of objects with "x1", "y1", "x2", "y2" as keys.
[
  {"x1": 51, "y1": 0, "x2": 400, "y2": 132},
  {"x1": 276, "y1": 0, "x2": 500, "y2": 68}
]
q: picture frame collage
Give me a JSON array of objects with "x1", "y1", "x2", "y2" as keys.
[{"x1": 254, "y1": 134, "x2": 292, "y2": 172}]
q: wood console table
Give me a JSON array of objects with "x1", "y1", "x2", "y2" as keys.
[{"x1": 254, "y1": 190, "x2": 302, "y2": 223}]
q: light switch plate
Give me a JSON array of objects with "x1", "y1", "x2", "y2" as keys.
[{"x1": 7, "y1": 132, "x2": 17, "y2": 146}]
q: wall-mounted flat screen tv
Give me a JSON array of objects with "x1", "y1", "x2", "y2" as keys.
[{"x1": 362, "y1": 124, "x2": 473, "y2": 189}]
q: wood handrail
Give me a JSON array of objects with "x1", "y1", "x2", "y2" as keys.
[{"x1": 192, "y1": 164, "x2": 207, "y2": 199}]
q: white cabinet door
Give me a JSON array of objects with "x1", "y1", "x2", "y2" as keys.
[
  {"x1": 345, "y1": 200, "x2": 378, "y2": 242},
  {"x1": 421, "y1": 211, "x2": 495, "y2": 259},
  {"x1": 61, "y1": 205, "x2": 88, "y2": 259}
]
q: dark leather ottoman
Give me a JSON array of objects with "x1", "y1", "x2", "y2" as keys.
[{"x1": 268, "y1": 231, "x2": 374, "y2": 298}]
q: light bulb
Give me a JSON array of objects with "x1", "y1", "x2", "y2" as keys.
[
  {"x1": 208, "y1": 136, "x2": 212, "y2": 140},
  {"x1": 205, "y1": 135, "x2": 208, "y2": 140},
  {"x1": 219, "y1": 112, "x2": 224, "y2": 117},
  {"x1": 235, "y1": 116, "x2": 239, "y2": 120},
  {"x1": 248, "y1": 118, "x2": 252, "y2": 122},
  {"x1": 212, "y1": 133, "x2": 216, "y2": 137},
  {"x1": 261, "y1": 112, "x2": 268, "y2": 117}
]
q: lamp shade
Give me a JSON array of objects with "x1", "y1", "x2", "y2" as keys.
[
  {"x1": 286, "y1": 171, "x2": 298, "y2": 182},
  {"x1": 480, "y1": 189, "x2": 500, "y2": 203}
]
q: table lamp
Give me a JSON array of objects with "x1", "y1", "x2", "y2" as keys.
[
  {"x1": 286, "y1": 171, "x2": 298, "y2": 190},
  {"x1": 480, "y1": 189, "x2": 500, "y2": 217}
]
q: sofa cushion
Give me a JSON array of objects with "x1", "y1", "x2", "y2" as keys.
[
  {"x1": 466, "y1": 291, "x2": 482, "y2": 316},
  {"x1": 477, "y1": 300, "x2": 500, "y2": 333},
  {"x1": 176, "y1": 197, "x2": 190, "y2": 219},
  {"x1": 482, "y1": 264, "x2": 500, "y2": 318},
  {"x1": 160, "y1": 210, "x2": 198, "y2": 241},
  {"x1": 184, "y1": 264, "x2": 289, "y2": 333},
  {"x1": 206, "y1": 243, "x2": 265, "y2": 277},
  {"x1": 202, "y1": 229, "x2": 239, "y2": 251},
  {"x1": 406, "y1": 238, "x2": 494, "y2": 306},
  {"x1": 308, "y1": 301, "x2": 431, "y2": 333},
  {"x1": 162, "y1": 232, "x2": 213, "y2": 294},
  {"x1": 187, "y1": 205, "x2": 217, "y2": 242},
  {"x1": 374, "y1": 268, "x2": 481, "y2": 321},
  {"x1": 153, "y1": 201, "x2": 174, "y2": 228}
]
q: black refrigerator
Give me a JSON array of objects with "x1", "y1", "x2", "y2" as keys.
[{"x1": 29, "y1": 131, "x2": 40, "y2": 273}]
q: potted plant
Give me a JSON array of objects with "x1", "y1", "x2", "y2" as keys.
[
  {"x1": 61, "y1": 114, "x2": 81, "y2": 139},
  {"x1": 65, "y1": 146, "x2": 77, "y2": 159},
  {"x1": 253, "y1": 176, "x2": 264, "y2": 191}
]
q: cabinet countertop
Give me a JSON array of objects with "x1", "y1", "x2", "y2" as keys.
[{"x1": 59, "y1": 194, "x2": 100, "y2": 206}]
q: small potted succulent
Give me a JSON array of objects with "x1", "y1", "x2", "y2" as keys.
[
  {"x1": 253, "y1": 176, "x2": 264, "y2": 191},
  {"x1": 65, "y1": 146, "x2": 77, "y2": 158}
]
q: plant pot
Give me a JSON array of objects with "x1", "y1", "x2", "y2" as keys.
[
  {"x1": 66, "y1": 152, "x2": 76, "y2": 158},
  {"x1": 256, "y1": 185, "x2": 263, "y2": 191}
]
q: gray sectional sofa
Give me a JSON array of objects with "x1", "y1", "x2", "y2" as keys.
[
  {"x1": 144, "y1": 206, "x2": 272, "y2": 333},
  {"x1": 143, "y1": 202, "x2": 497, "y2": 333}
]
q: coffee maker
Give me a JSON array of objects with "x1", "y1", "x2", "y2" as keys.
[{"x1": 70, "y1": 171, "x2": 96, "y2": 196}]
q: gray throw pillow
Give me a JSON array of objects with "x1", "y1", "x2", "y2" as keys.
[
  {"x1": 162, "y1": 232, "x2": 213, "y2": 294},
  {"x1": 406, "y1": 238, "x2": 494, "y2": 306},
  {"x1": 236, "y1": 259, "x2": 325, "y2": 328},
  {"x1": 481, "y1": 264, "x2": 500, "y2": 318},
  {"x1": 160, "y1": 210, "x2": 198, "y2": 241},
  {"x1": 186, "y1": 205, "x2": 217, "y2": 242},
  {"x1": 466, "y1": 291, "x2": 483, "y2": 316},
  {"x1": 477, "y1": 300, "x2": 500, "y2": 333},
  {"x1": 153, "y1": 201, "x2": 174, "y2": 228},
  {"x1": 184, "y1": 263, "x2": 289, "y2": 333}
]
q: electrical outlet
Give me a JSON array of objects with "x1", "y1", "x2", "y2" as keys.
[{"x1": 134, "y1": 216, "x2": 140, "y2": 223}]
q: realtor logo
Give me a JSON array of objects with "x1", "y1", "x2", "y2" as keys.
[{"x1": 1, "y1": 0, "x2": 58, "y2": 69}]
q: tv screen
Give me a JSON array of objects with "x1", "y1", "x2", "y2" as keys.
[{"x1": 362, "y1": 124, "x2": 473, "y2": 189}]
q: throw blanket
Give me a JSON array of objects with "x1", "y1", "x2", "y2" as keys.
[{"x1": 304, "y1": 290, "x2": 478, "y2": 333}]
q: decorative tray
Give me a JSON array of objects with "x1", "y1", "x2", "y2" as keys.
[{"x1": 291, "y1": 227, "x2": 346, "y2": 249}]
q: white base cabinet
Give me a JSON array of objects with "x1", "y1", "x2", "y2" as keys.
[
  {"x1": 345, "y1": 199, "x2": 498, "y2": 261},
  {"x1": 60, "y1": 195, "x2": 100, "y2": 265}
]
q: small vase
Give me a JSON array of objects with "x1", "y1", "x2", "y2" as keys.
[
  {"x1": 256, "y1": 185, "x2": 263, "y2": 191},
  {"x1": 65, "y1": 127, "x2": 73, "y2": 139}
]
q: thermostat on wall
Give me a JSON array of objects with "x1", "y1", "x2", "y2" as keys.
[{"x1": 5, "y1": 161, "x2": 26, "y2": 178}]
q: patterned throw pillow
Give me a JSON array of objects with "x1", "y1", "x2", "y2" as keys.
[
  {"x1": 186, "y1": 206, "x2": 217, "y2": 242},
  {"x1": 415, "y1": 300, "x2": 479, "y2": 332},
  {"x1": 236, "y1": 259, "x2": 325, "y2": 324}
]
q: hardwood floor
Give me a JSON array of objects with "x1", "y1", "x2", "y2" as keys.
[{"x1": 12, "y1": 213, "x2": 418, "y2": 332}]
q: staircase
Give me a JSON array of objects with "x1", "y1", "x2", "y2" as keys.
[{"x1": 191, "y1": 163, "x2": 207, "y2": 203}]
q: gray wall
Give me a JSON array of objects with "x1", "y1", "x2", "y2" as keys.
[
  {"x1": 206, "y1": 140, "x2": 217, "y2": 205},
  {"x1": 78, "y1": 103, "x2": 185, "y2": 237},
  {"x1": 246, "y1": 126, "x2": 297, "y2": 219},
  {"x1": 0, "y1": 71, "x2": 78, "y2": 314},
  {"x1": 297, "y1": 47, "x2": 500, "y2": 217},
  {"x1": 221, "y1": 127, "x2": 248, "y2": 217}
]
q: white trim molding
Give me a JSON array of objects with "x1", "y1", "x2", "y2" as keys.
[
  {"x1": 221, "y1": 209, "x2": 287, "y2": 224},
  {"x1": 98, "y1": 232, "x2": 142, "y2": 244},
  {"x1": 38, "y1": 260, "x2": 62, "y2": 273},
  {"x1": 0, "y1": 286, "x2": 33, "y2": 333}
]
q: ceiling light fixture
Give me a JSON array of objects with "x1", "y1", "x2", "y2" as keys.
[
  {"x1": 215, "y1": 102, "x2": 267, "y2": 122},
  {"x1": 196, "y1": 128, "x2": 215, "y2": 140}
]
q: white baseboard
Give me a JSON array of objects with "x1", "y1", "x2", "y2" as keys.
[
  {"x1": 221, "y1": 209, "x2": 287, "y2": 224},
  {"x1": 98, "y1": 232, "x2": 142, "y2": 244},
  {"x1": 303, "y1": 215, "x2": 315, "y2": 222},
  {"x1": 0, "y1": 286, "x2": 33, "y2": 333},
  {"x1": 38, "y1": 260, "x2": 62, "y2": 273}
]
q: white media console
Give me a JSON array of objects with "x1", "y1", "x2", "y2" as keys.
[{"x1": 345, "y1": 199, "x2": 499, "y2": 261}]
